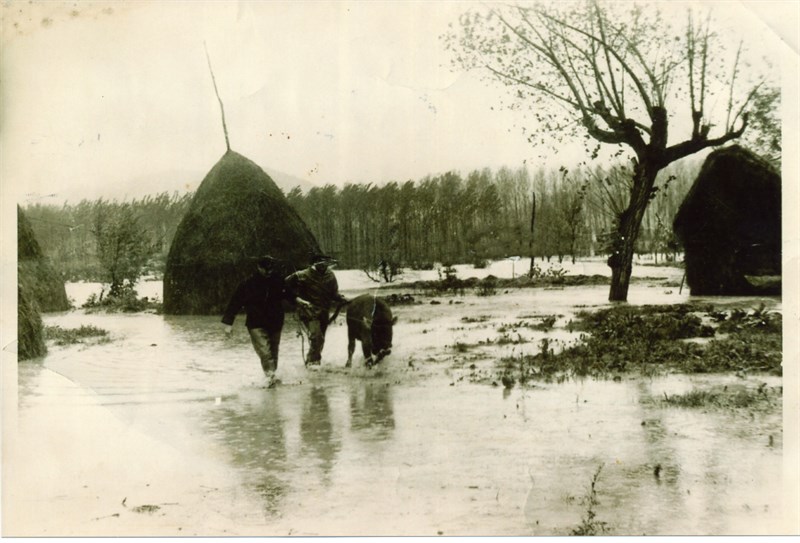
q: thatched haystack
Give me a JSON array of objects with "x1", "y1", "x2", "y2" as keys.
[
  {"x1": 18, "y1": 284, "x2": 47, "y2": 360},
  {"x1": 673, "y1": 145, "x2": 781, "y2": 295},
  {"x1": 18, "y1": 206, "x2": 70, "y2": 312},
  {"x1": 163, "y1": 150, "x2": 321, "y2": 315}
]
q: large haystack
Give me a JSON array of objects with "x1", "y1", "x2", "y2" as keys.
[
  {"x1": 17, "y1": 206, "x2": 70, "y2": 312},
  {"x1": 673, "y1": 145, "x2": 781, "y2": 295},
  {"x1": 163, "y1": 150, "x2": 321, "y2": 315},
  {"x1": 18, "y1": 284, "x2": 47, "y2": 360}
]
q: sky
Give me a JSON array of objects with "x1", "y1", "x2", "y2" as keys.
[{"x1": 0, "y1": 0, "x2": 797, "y2": 207}]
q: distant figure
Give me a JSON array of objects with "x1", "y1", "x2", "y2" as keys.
[
  {"x1": 222, "y1": 256, "x2": 287, "y2": 387},
  {"x1": 285, "y1": 253, "x2": 347, "y2": 366}
]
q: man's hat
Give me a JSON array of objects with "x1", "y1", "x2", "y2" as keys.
[{"x1": 310, "y1": 253, "x2": 334, "y2": 264}]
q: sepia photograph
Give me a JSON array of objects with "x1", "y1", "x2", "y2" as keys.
[{"x1": 2, "y1": 0, "x2": 798, "y2": 537}]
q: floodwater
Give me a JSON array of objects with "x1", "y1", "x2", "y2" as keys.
[{"x1": 3, "y1": 265, "x2": 790, "y2": 536}]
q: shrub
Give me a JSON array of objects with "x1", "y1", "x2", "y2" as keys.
[
  {"x1": 83, "y1": 284, "x2": 162, "y2": 313},
  {"x1": 476, "y1": 275, "x2": 498, "y2": 296}
]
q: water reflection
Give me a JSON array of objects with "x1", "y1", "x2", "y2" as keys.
[
  {"x1": 29, "y1": 294, "x2": 784, "y2": 535},
  {"x1": 204, "y1": 391, "x2": 288, "y2": 515},
  {"x1": 349, "y1": 383, "x2": 395, "y2": 440},
  {"x1": 299, "y1": 386, "x2": 341, "y2": 485}
]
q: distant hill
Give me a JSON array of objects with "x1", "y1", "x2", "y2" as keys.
[
  {"x1": 49, "y1": 166, "x2": 319, "y2": 205},
  {"x1": 263, "y1": 167, "x2": 319, "y2": 194}
]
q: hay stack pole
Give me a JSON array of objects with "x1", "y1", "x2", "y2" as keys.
[
  {"x1": 204, "y1": 42, "x2": 230, "y2": 152},
  {"x1": 162, "y1": 48, "x2": 322, "y2": 315}
]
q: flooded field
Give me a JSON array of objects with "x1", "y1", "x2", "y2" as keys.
[{"x1": 3, "y1": 263, "x2": 792, "y2": 536}]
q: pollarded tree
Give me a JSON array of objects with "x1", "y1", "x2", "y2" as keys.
[{"x1": 445, "y1": 0, "x2": 774, "y2": 300}]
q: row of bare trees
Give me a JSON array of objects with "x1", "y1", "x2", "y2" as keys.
[
  {"x1": 285, "y1": 160, "x2": 698, "y2": 271},
  {"x1": 23, "y1": 158, "x2": 697, "y2": 286}
]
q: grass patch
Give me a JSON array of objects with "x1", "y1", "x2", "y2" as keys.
[
  {"x1": 496, "y1": 304, "x2": 782, "y2": 382},
  {"x1": 661, "y1": 383, "x2": 779, "y2": 410},
  {"x1": 45, "y1": 324, "x2": 110, "y2": 346}
]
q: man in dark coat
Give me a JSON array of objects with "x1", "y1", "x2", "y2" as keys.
[
  {"x1": 285, "y1": 253, "x2": 347, "y2": 366},
  {"x1": 222, "y1": 256, "x2": 287, "y2": 386}
]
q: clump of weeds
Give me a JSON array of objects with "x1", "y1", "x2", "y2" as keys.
[
  {"x1": 496, "y1": 331, "x2": 527, "y2": 345},
  {"x1": 714, "y1": 303, "x2": 782, "y2": 335},
  {"x1": 571, "y1": 464, "x2": 608, "y2": 536},
  {"x1": 661, "y1": 382, "x2": 779, "y2": 411},
  {"x1": 475, "y1": 275, "x2": 499, "y2": 296},
  {"x1": 512, "y1": 315, "x2": 561, "y2": 332},
  {"x1": 452, "y1": 341, "x2": 479, "y2": 354},
  {"x1": 533, "y1": 315, "x2": 558, "y2": 331},
  {"x1": 45, "y1": 324, "x2": 110, "y2": 346},
  {"x1": 460, "y1": 315, "x2": 492, "y2": 324},
  {"x1": 498, "y1": 338, "x2": 571, "y2": 384}
]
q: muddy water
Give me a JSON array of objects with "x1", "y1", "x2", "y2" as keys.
[{"x1": 7, "y1": 280, "x2": 787, "y2": 536}]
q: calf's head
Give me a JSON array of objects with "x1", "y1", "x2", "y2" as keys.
[{"x1": 364, "y1": 315, "x2": 397, "y2": 360}]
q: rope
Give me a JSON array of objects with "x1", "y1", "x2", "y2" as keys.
[{"x1": 296, "y1": 315, "x2": 309, "y2": 365}]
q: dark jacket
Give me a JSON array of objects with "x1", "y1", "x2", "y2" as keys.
[
  {"x1": 221, "y1": 272, "x2": 287, "y2": 331},
  {"x1": 285, "y1": 266, "x2": 345, "y2": 314}
]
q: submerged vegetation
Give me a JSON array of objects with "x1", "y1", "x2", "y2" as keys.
[
  {"x1": 82, "y1": 284, "x2": 163, "y2": 314},
  {"x1": 498, "y1": 303, "x2": 782, "y2": 384},
  {"x1": 660, "y1": 383, "x2": 779, "y2": 411},
  {"x1": 45, "y1": 324, "x2": 110, "y2": 346}
]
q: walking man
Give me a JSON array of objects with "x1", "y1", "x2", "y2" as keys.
[
  {"x1": 285, "y1": 253, "x2": 347, "y2": 366},
  {"x1": 222, "y1": 256, "x2": 287, "y2": 386}
]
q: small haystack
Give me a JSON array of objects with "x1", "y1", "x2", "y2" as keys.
[
  {"x1": 17, "y1": 206, "x2": 70, "y2": 312},
  {"x1": 18, "y1": 284, "x2": 46, "y2": 360},
  {"x1": 673, "y1": 145, "x2": 781, "y2": 295},
  {"x1": 163, "y1": 150, "x2": 321, "y2": 315}
]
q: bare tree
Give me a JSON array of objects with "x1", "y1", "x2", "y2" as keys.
[{"x1": 445, "y1": 0, "x2": 772, "y2": 300}]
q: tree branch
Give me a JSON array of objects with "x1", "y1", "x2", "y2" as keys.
[
  {"x1": 725, "y1": 41, "x2": 743, "y2": 132},
  {"x1": 499, "y1": 6, "x2": 648, "y2": 153},
  {"x1": 662, "y1": 115, "x2": 748, "y2": 165},
  {"x1": 535, "y1": 6, "x2": 655, "y2": 116},
  {"x1": 594, "y1": 2, "x2": 625, "y2": 117}
]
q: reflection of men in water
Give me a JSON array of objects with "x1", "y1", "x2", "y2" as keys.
[
  {"x1": 349, "y1": 383, "x2": 395, "y2": 438},
  {"x1": 300, "y1": 386, "x2": 340, "y2": 484},
  {"x1": 207, "y1": 392, "x2": 288, "y2": 515},
  {"x1": 285, "y1": 253, "x2": 347, "y2": 366},
  {"x1": 222, "y1": 256, "x2": 287, "y2": 387}
]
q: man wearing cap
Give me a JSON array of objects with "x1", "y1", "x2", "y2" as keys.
[
  {"x1": 222, "y1": 256, "x2": 287, "y2": 386},
  {"x1": 285, "y1": 253, "x2": 348, "y2": 366}
]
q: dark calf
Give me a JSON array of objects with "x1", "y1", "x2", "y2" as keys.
[{"x1": 345, "y1": 294, "x2": 397, "y2": 368}]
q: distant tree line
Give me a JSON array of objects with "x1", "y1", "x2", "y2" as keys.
[
  {"x1": 286, "y1": 160, "x2": 698, "y2": 271},
  {"x1": 23, "y1": 192, "x2": 192, "y2": 282},
  {"x1": 22, "y1": 160, "x2": 700, "y2": 283}
]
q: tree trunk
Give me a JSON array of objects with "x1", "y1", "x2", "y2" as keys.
[
  {"x1": 528, "y1": 191, "x2": 536, "y2": 275},
  {"x1": 608, "y1": 163, "x2": 657, "y2": 302}
]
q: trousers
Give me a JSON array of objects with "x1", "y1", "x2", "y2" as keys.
[
  {"x1": 248, "y1": 327, "x2": 281, "y2": 374},
  {"x1": 299, "y1": 311, "x2": 329, "y2": 365}
]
